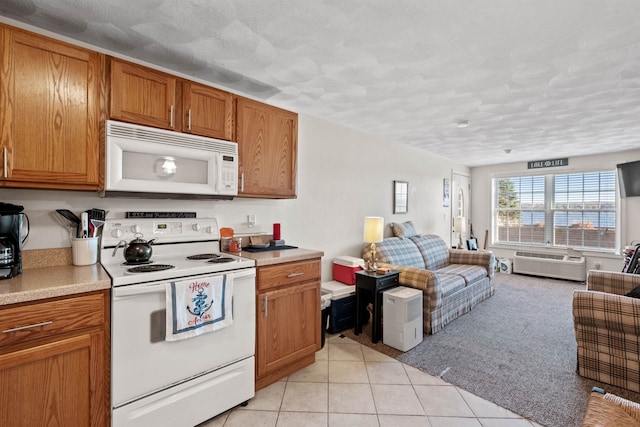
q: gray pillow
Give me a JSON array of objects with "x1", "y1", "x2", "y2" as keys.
[
  {"x1": 390, "y1": 221, "x2": 417, "y2": 239},
  {"x1": 625, "y1": 285, "x2": 640, "y2": 299}
]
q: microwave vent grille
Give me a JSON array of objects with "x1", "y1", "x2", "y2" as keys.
[{"x1": 107, "y1": 120, "x2": 237, "y2": 156}]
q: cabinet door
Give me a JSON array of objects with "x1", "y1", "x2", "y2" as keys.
[
  {"x1": 0, "y1": 332, "x2": 107, "y2": 427},
  {"x1": 110, "y1": 58, "x2": 177, "y2": 130},
  {"x1": 0, "y1": 26, "x2": 101, "y2": 189},
  {"x1": 256, "y1": 281, "x2": 320, "y2": 377},
  {"x1": 182, "y1": 82, "x2": 233, "y2": 140},
  {"x1": 236, "y1": 97, "x2": 297, "y2": 198}
]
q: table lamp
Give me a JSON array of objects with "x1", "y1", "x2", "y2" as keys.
[
  {"x1": 363, "y1": 216, "x2": 384, "y2": 271},
  {"x1": 453, "y1": 216, "x2": 466, "y2": 249}
]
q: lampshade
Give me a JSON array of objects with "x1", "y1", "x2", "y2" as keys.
[
  {"x1": 453, "y1": 216, "x2": 466, "y2": 233},
  {"x1": 363, "y1": 217, "x2": 384, "y2": 243}
]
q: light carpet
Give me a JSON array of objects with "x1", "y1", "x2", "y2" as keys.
[{"x1": 343, "y1": 273, "x2": 640, "y2": 427}]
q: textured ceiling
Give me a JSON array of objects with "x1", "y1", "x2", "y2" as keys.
[{"x1": 2, "y1": 0, "x2": 640, "y2": 167}]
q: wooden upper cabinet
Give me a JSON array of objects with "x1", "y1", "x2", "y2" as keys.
[
  {"x1": 109, "y1": 58, "x2": 177, "y2": 130},
  {"x1": 109, "y1": 58, "x2": 234, "y2": 140},
  {"x1": 0, "y1": 24, "x2": 102, "y2": 190},
  {"x1": 236, "y1": 97, "x2": 298, "y2": 198},
  {"x1": 183, "y1": 81, "x2": 233, "y2": 139}
]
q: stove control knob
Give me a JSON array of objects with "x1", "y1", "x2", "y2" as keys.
[
  {"x1": 192, "y1": 223, "x2": 201, "y2": 231},
  {"x1": 112, "y1": 228, "x2": 123, "y2": 238},
  {"x1": 205, "y1": 226, "x2": 214, "y2": 234},
  {"x1": 131, "y1": 225, "x2": 141, "y2": 233}
]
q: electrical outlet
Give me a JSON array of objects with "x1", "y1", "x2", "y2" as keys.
[{"x1": 248, "y1": 214, "x2": 256, "y2": 228}]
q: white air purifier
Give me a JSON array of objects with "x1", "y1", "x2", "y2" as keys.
[{"x1": 382, "y1": 286, "x2": 423, "y2": 351}]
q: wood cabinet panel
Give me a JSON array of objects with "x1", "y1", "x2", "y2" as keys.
[
  {"x1": 0, "y1": 335, "x2": 92, "y2": 427},
  {"x1": 183, "y1": 82, "x2": 233, "y2": 139},
  {"x1": 256, "y1": 281, "x2": 320, "y2": 378},
  {"x1": 0, "y1": 292, "x2": 105, "y2": 347},
  {"x1": 109, "y1": 58, "x2": 177, "y2": 129},
  {"x1": 0, "y1": 25, "x2": 102, "y2": 189},
  {"x1": 110, "y1": 59, "x2": 234, "y2": 141},
  {"x1": 0, "y1": 290, "x2": 109, "y2": 427},
  {"x1": 236, "y1": 97, "x2": 297, "y2": 198},
  {"x1": 255, "y1": 258, "x2": 321, "y2": 389},
  {"x1": 257, "y1": 259, "x2": 321, "y2": 291}
]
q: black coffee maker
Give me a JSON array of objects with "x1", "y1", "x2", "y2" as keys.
[{"x1": 0, "y1": 202, "x2": 29, "y2": 280}]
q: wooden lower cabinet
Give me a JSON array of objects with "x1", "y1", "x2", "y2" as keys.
[
  {"x1": 255, "y1": 259, "x2": 321, "y2": 390},
  {"x1": 0, "y1": 290, "x2": 109, "y2": 427}
]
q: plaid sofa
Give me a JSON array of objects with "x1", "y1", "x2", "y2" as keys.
[
  {"x1": 573, "y1": 271, "x2": 640, "y2": 393},
  {"x1": 364, "y1": 234, "x2": 495, "y2": 335}
]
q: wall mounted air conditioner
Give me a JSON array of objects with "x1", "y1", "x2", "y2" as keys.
[{"x1": 513, "y1": 251, "x2": 586, "y2": 282}]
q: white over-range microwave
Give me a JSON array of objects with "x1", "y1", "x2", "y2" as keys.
[{"x1": 102, "y1": 120, "x2": 238, "y2": 199}]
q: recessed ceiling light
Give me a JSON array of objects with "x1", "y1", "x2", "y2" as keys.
[{"x1": 456, "y1": 120, "x2": 470, "y2": 128}]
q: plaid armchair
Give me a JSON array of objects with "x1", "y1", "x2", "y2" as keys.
[{"x1": 573, "y1": 271, "x2": 640, "y2": 393}]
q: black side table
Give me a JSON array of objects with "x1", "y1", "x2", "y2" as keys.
[{"x1": 354, "y1": 270, "x2": 400, "y2": 343}]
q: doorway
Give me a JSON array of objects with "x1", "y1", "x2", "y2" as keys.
[{"x1": 451, "y1": 171, "x2": 470, "y2": 248}]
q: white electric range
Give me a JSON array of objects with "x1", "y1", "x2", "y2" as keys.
[{"x1": 100, "y1": 218, "x2": 256, "y2": 427}]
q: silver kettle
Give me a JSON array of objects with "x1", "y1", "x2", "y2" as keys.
[{"x1": 112, "y1": 234, "x2": 156, "y2": 264}]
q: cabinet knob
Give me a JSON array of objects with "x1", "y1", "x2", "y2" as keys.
[
  {"x1": 3, "y1": 147, "x2": 7, "y2": 178},
  {"x1": 263, "y1": 295, "x2": 268, "y2": 317}
]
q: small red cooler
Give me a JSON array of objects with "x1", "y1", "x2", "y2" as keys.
[{"x1": 332, "y1": 256, "x2": 364, "y2": 285}]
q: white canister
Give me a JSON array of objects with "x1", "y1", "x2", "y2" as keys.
[{"x1": 71, "y1": 237, "x2": 99, "y2": 266}]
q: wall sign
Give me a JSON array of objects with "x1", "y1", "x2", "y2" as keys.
[{"x1": 527, "y1": 158, "x2": 568, "y2": 169}]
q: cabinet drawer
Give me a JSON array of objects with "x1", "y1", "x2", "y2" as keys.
[
  {"x1": 257, "y1": 259, "x2": 320, "y2": 291},
  {"x1": 0, "y1": 292, "x2": 106, "y2": 348},
  {"x1": 378, "y1": 274, "x2": 400, "y2": 289}
]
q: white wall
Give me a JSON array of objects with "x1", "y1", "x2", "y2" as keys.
[
  {"x1": 1, "y1": 113, "x2": 466, "y2": 280},
  {"x1": 470, "y1": 148, "x2": 640, "y2": 272}
]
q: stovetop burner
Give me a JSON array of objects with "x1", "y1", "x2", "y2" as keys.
[
  {"x1": 208, "y1": 257, "x2": 235, "y2": 264},
  {"x1": 127, "y1": 264, "x2": 175, "y2": 273},
  {"x1": 186, "y1": 253, "x2": 222, "y2": 260},
  {"x1": 122, "y1": 260, "x2": 153, "y2": 266}
]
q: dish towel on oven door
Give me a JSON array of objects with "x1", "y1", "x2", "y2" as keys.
[{"x1": 165, "y1": 274, "x2": 233, "y2": 341}]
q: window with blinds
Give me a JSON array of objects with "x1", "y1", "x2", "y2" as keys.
[{"x1": 494, "y1": 171, "x2": 616, "y2": 250}]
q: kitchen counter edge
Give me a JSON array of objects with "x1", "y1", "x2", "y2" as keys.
[
  {"x1": 238, "y1": 247, "x2": 324, "y2": 266},
  {"x1": 0, "y1": 264, "x2": 111, "y2": 306}
]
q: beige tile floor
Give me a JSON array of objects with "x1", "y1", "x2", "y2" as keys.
[{"x1": 201, "y1": 335, "x2": 544, "y2": 427}]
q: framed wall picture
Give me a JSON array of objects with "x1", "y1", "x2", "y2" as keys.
[{"x1": 394, "y1": 180, "x2": 408, "y2": 214}]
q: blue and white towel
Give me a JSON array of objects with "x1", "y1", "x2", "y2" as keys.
[{"x1": 166, "y1": 274, "x2": 233, "y2": 341}]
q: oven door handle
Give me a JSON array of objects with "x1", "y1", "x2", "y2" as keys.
[
  {"x1": 112, "y1": 269, "x2": 256, "y2": 299},
  {"x1": 229, "y1": 268, "x2": 256, "y2": 280},
  {"x1": 113, "y1": 283, "x2": 166, "y2": 298}
]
